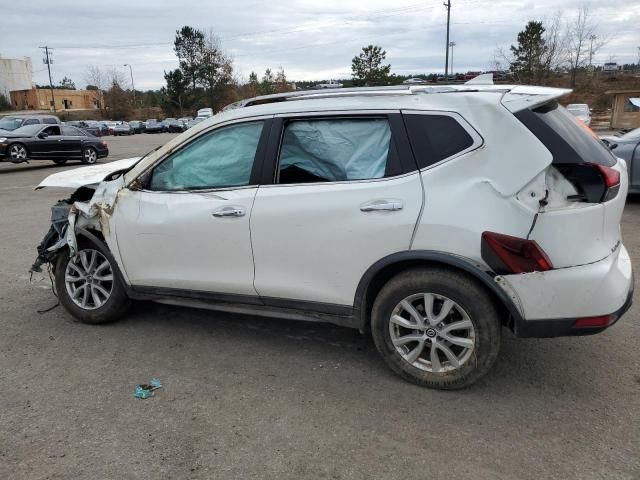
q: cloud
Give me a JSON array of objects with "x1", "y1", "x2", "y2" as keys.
[{"x1": 1, "y1": 0, "x2": 638, "y2": 89}]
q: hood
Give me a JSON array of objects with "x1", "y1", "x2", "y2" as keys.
[{"x1": 36, "y1": 156, "x2": 141, "y2": 189}]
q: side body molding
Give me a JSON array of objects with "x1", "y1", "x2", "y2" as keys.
[{"x1": 353, "y1": 250, "x2": 524, "y2": 331}]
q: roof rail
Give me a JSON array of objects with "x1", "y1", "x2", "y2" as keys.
[{"x1": 221, "y1": 74, "x2": 503, "y2": 111}]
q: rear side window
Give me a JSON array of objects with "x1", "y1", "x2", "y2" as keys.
[
  {"x1": 403, "y1": 114, "x2": 475, "y2": 168},
  {"x1": 515, "y1": 101, "x2": 615, "y2": 167},
  {"x1": 277, "y1": 118, "x2": 394, "y2": 184},
  {"x1": 42, "y1": 117, "x2": 58, "y2": 124}
]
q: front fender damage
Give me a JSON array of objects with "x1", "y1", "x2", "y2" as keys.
[{"x1": 30, "y1": 176, "x2": 126, "y2": 273}]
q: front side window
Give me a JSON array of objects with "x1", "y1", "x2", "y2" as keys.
[
  {"x1": 149, "y1": 121, "x2": 263, "y2": 191},
  {"x1": 277, "y1": 118, "x2": 392, "y2": 184},
  {"x1": 43, "y1": 125, "x2": 61, "y2": 136}
]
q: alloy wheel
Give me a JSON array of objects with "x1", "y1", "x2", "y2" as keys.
[
  {"x1": 65, "y1": 249, "x2": 114, "y2": 310},
  {"x1": 9, "y1": 145, "x2": 27, "y2": 160},
  {"x1": 84, "y1": 148, "x2": 97, "y2": 164},
  {"x1": 389, "y1": 293, "x2": 476, "y2": 373}
]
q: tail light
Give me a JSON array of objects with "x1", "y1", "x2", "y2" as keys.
[
  {"x1": 572, "y1": 314, "x2": 617, "y2": 329},
  {"x1": 592, "y1": 163, "x2": 620, "y2": 202},
  {"x1": 481, "y1": 231, "x2": 553, "y2": 275}
]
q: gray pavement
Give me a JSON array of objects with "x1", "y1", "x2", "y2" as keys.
[{"x1": 0, "y1": 133, "x2": 639, "y2": 479}]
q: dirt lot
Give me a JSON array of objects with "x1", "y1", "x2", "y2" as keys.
[{"x1": 1, "y1": 133, "x2": 639, "y2": 479}]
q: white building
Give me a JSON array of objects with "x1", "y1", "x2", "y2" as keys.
[{"x1": 0, "y1": 56, "x2": 33, "y2": 101}]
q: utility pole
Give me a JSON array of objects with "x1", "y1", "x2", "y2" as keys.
[
  {"x1": 123, "y1": 64, "x2": 135, "y2": 105},
  {"x1": 39, "y1": 46, "x2": 56, "y2": 112},
  {"x1": 443, "y1": 0, "x2": 451, "y2": 79},
  {"x1": 588, "y1": 35, "x2": 597, "y2": 66},
  {"x1": 449, "y1": 41, "x2": 456, "y2": 79}
]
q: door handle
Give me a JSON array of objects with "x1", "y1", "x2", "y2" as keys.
[
  {"x1": 360, "y1": 200, "x2": 403, "y2": 212},
  {"x1": 212, "y1": 206, "x2": 245, "y2": 217}
]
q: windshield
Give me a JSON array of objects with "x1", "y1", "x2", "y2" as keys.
[
  {"x1": 10, "y1": 124, "x2": 43, "y2": 136},
  {"x1": 619, "y1": 128, "x2": 640, "y2": 141},
  {"x1": 0, "y1": 117, "x2": 23, "y2": 131}
]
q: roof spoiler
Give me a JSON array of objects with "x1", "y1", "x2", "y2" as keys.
[{"x1": 500, "y1": 86, "x2": 572, "y2": 112}]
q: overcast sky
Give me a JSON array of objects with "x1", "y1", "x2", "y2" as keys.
[{"x1": 1, "y1": 0, "x2": 638, "y2": 90}]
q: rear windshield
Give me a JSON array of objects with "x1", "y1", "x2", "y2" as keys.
[{"x1": 515, "y1": 101, "x2": 615, "y2": 167}]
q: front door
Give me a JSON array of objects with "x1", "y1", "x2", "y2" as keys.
[
  {"x1": 30, "y1": 125, "x2": 62, "y2": 158},
  {"x1": 250, "y1": 113, "x2": 424, "y2": 308},
  {"x1": 112, "y1": 119, "x2": 270, "y2": 296}
]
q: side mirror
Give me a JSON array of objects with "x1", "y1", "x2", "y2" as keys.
[
  {"x1": 610, "y1": 143, "x2": 618, "y2": 150},
  {"x1": 38, "y1": 132, "x2": 49, "y2": 139}
]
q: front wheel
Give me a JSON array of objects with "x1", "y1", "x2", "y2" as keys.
[
  {"x1": 8, "y1": 143, "x2": 29, "y2": 163},
  {"x1": 82, "y1": 147, "x2": 98, "y2": 164},
  {"x1": 371, "y1": 268, "x2": 501, "y2": 390},
  {"x1": 55, "y1": 243, "x2": 131, "y2": 324}
]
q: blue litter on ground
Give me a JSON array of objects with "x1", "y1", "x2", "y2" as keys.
[{"x1": 134, "y1": 378, "x2": 163, "y2": 399}]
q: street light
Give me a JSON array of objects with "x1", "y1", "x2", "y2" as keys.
[
  {"x1": 123, "y1": 63, "x2": 135, "y2": 104},
  {"x1": 449, "y1": 41, "x2": 456, "y2": 79}
]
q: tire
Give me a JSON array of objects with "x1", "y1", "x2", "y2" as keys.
[
  {"x1": 371, "y1": 268, "x2": 501, "y2": 390},
  {"x1": 8, "y1": 143, "x2": 29, "y2": 162},
  {"x1": 81, "y1": 146, "x2": 98, "y2": 164},
  {"x1": 54, "y1": 239, "x2": 131, "y2": 324},
  {"x1": 52, "y1": 158, "x2": 68, "y2": 165}
]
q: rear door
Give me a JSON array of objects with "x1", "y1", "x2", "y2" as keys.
[
  {"x1": 250, "y1": 112, "x2": 424, "y2": 308},
  {"x1": 514, "y1": 101, "x2": 627, "y2": 268},
  {"x1": 61, "y1": 126, "x2": 86, "y2": 159}
]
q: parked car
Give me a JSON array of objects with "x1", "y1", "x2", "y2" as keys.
[
  {"x1": 0, "y1": 115, "x2": 60, "y2": 133},
  {"x1": 113, "y1": 122, "x2": 133, "y2": 136},
  {"x1": 129, "y1": 120, "x2": 145, "y2": 134},
  {"x1": 197, "y1": 107, "x2": 213, "y2": 118},
  {"x1": 566, "y1": 103, "x2": 591, "y2": 126},
  {"x1": 76, "y1": 120, "x2": 104, "y2": 137},
  {"x1": 0, "y1": 124, "x2": 108, "y2": 164},
  {"x1": 31, "y1": 82, "x2": 633, "y2": 390},
  {"x1": 164, "y1": 118, "x2": 186, "y2": 133},
  {"x1": 103, "y1": 121, "x2": 119, "y2": 136},
  {"x1": 601, "y1": 128, "x2": 640, "y2": 194},
  {"x1": 186, "y1": 117, "x2": 205, "y2": 129},
  {"x1": 145, "y1": 119, "x2": 165, "y2": 133}
]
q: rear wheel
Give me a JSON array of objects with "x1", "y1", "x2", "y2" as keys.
[
  {"x1": 371, "y1": 268, "x2": 501, "y2": 390},
  {"x1": 8, "y1": 143, "x2": 28, "y2": 163},
  {"x1": 82, "y1": 146, "x2": 97, "y2": 164},
  {"x1": 55, "y1": 242, "x2": 131, "y2": 324}
]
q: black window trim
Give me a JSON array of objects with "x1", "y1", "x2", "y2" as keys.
[
  {"x1": 260, "y1": 111, "x2": 419, "y2": 186},
  {"x1": 136, "y1": 117, "x2": 273, "y2": 193},
  {"x1": 400, "y1": 109, "x2": 484, "y2": 170}
]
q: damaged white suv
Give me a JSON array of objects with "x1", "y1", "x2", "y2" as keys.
[{"x1": 33, "y1": 78, "x2": 634, "y2": 389}]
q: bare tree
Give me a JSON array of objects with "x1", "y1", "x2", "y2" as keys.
[
  {"x1": 566, "y1": 6, "x2": 608, "y2": 87},
  {"x1": 85, "y1": 65, "x2": 106, "y2": 112},
  {"x1": 541, "y1": 12, "x2": 568, "y2": 79}
]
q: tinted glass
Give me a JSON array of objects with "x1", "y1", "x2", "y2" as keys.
[
  {"x1": 403, "y1": 114, "x2": 474, "y2": 168},
  {"x1": 150, "y1": 121, "x2": 263, "y2": 191},
  {"x1": 23, "y1": 118, "x2": 40, "y2": 126},
  {"x1": 42, "y1": 117, "x2": 58, "y2": 124},
  {"x1": 43, "y1": 125, "x2": 61, "y2": 135},
  {"x1": 515, "y1": 101, "x2": 615, "y2": 167},
  {"x1": 62, "y1": 126, "x2": 85, "y2": 136},
  {"x1": 277, "y1": 118, "x2": 391, "y2": 184}
]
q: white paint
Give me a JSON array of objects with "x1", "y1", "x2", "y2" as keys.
[{"x1": 36, "y1": 157, "x2": 140, "y2": 189}]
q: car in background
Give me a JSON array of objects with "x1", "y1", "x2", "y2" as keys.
[
  {"x1": 600, "y1": 128, "x2": 640, "y2": 194},
  {"x1": 75, "y1": 121, "x2": 104, "y2": 137},
  {"x1": 197, "y1": 107, "x2": 213, "y2": 118},
  {"x1": 129, "y1": 120, "x2": 145, "y2": 134},
  {"x1": 186, "y1": 117, "x2": 205, "y2": 129},
  {"x1": 164, "y1": 118, "x2": 186, "y2": 133},
  {"x1": 113, "y1": 122, "x2": 133, "y2": 136},
  {"x1": 178, "y1": 117, "x2": 191, "y2": 129},
  {"x1": 103, "y1": 121, "x2": 120, "y2": 135},
  {"x1": 566, "y1": 103, "x2": 591, "y2": 126},
  {"x1": 0, "y1": 115, "x2": 60, "y2": 133},
  {"x1": 0, "y1": 124, "x2": 108, "y2": 164},
  {"x1": 145, "y1": 119, "x2": 166, "y2": 133}
]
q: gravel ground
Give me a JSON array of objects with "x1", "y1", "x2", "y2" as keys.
[{"x1": 0, "y1": 133, "x2": 639, "y2": 479}]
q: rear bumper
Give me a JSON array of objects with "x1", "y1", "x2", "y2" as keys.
[{"x1": 503, "y1": 244, "x2": 634, "y2": 338}]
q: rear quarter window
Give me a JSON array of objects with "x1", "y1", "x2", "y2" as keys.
[
  {"x1": 403, "y1": 114, "x2": 475, "y2": 168},
  {"x1": 515, "y1": 101, "x2": 615, "y2": 167}
]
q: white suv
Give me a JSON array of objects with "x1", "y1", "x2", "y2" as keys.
[{"x1": 33, "y1": 80, "x2": 634, "y2": 389}]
